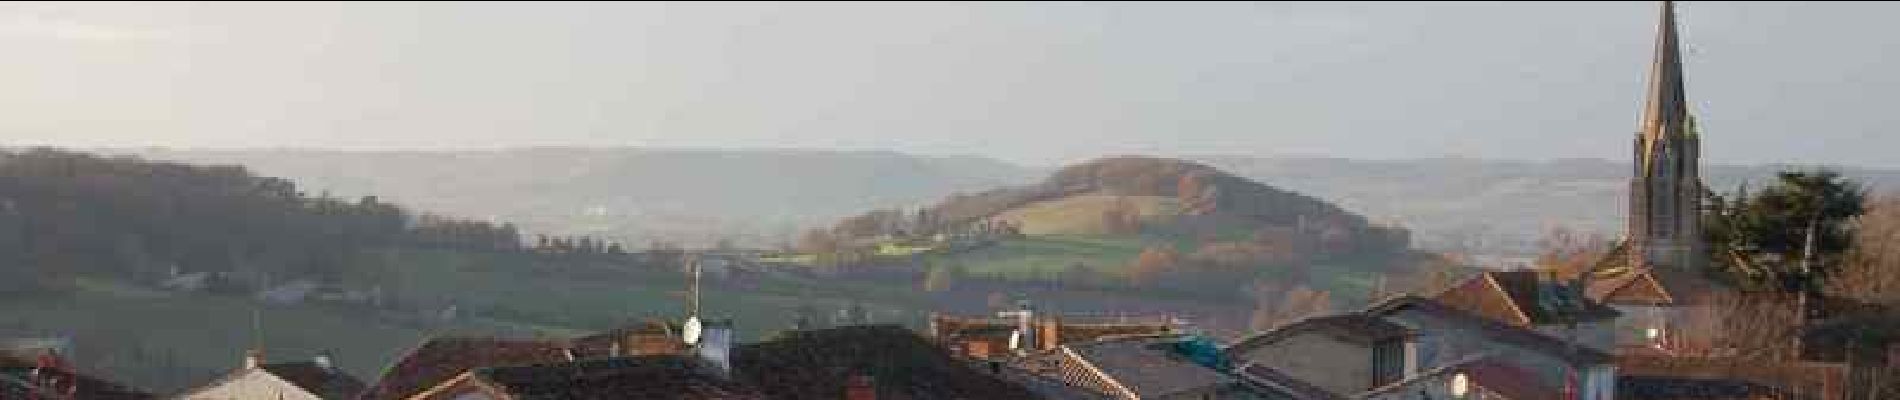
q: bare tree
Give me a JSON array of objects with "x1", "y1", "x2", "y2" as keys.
[
  {"x1": 1832, "y1": 195, "x2": 1900, "y2": 306},
  {"x1": 1673, "y1": 291, "x2": 1803, "y2": 360},
  {"x1": 1534, "y1": 225, "x2": 1611, "y2": 280}
]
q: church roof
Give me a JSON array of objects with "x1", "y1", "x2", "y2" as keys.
[
  {"x1": 1577, "y1": 240, "x2": 1727, "y2": 306},
  {"x1": 1638, "y1": 0, "x2": 1692, "y2": 173}
]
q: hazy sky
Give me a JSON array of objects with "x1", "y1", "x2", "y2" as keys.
[{"x1": 3, "y1": 1, "x2": 1897, "y2": 167}]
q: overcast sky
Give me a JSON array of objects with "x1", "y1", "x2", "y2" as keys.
[{"x1": 3, "y1": 1, "x2": 1896, "y2": 167}]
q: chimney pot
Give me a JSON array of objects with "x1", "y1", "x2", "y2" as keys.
[{"x1": 243, "y1": 349, "x2": 264, "y2": 369}]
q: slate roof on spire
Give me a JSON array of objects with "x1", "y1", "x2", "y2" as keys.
[{"x1": 1639, "y1": 0, "x2": 1691, "y2": 171}]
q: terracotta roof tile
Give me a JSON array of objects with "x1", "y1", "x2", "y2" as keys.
[
  {"x1": 0, "y1": 354, "x2": 153, "y2": 400},
  {"x1": 733, "y1": 325, "x2": 1038, "y2": 400},
  {"x1": 1454, "y1": 359, "x2": 1556, "y2": 400},
  {"x1": 357, "y1": 337, "x2": 573, "y2": 400},
  {"x1": 1618, "y1": 375, "x2": 1791, "y2": 399},
  {"x1": 1440, "y1": 271, "x2": 1620, "y2": 326}
]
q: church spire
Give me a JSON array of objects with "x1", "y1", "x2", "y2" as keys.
[{"x1": 1639, "y1": 1, "x2": 1689, "y2": 166}]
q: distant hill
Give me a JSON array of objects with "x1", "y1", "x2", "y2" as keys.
[
  {"x1": 1192, "y1": 156, "x2": 1900, "y2": 259},
  {"x1": 0, "y1": 147, "x2": 527, "y2": 290},
  {"x1": 114, "y1": 147, "x2": 1900, "y2": 259},
  {"x1": 121, "y1": 147, "x2": 1040, "y2": 249},
  {"x1": 813, "y1": 156, "x2": 1422, "y2": 308},
  {"x1": 900, "y1": 156, "x2": 1409, "y2": 254}
]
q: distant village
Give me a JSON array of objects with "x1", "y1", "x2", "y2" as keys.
[{"x1": 4, "y1": 2, "x2": 1898, "y2": 400}]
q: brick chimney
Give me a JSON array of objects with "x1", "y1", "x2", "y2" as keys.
[
  {"x1": 1036, "y1": 317, "x2": 1061, "y2": 351},
  {"x1": 845, "y1": 374, "x2": 876, "y2": 400},
  {"x1": 243, "y1": 349, "x2": 264, "y2": 369}
]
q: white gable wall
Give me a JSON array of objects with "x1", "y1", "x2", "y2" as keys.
[{"x1": 177, "y1": 369, "x2": 322, "y2": 400}]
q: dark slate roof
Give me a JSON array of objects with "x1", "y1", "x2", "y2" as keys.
[
  {"x1": 1227, "y1": 313, "x2": 1413, "y2": 353},
  {"x1": 1234, "y1": 363, "x2": 1343, "y2": 400},
  {"x1": 733, "y1": 325, "x2": 1039, "y2": 400},
  {"x1": 260, "y1": 361, "x2": 366, "y2": 400},
  {"x1": 358, "y1": 337, "x2": 573, "y2": 400},
  {"x1": 1618, "y1": 375, "x2": 1792, "y2": 399},
  {"x1": 1064, "y1": 336, "x2": 1235, "y2": 399},
  {"x1": 1364, "y1": 296, "x2": 1612, "y2": 365},
  {"x1": 470, "y1": 355, "x2": 763, "y2": 400},
  {"x1": 0, "y1": 354, "x2": 154, "y2": 400},
  {"x1": 570, "y1": 319, "x2": 681, "y2": 354}
]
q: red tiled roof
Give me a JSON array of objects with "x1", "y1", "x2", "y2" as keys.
[
  {"x1": 0, "y1": 354, "x2": 154, "y2": 400},
  {"x1": 1617, "y1": 375, "x2": 1793, "y2": 399},
  {"x1": 734, "y1": 325, "x2": 1039, "y2": 400},
  {"x1": 1454, "y1": 359, "x2": 1556, "y2": 400},
  {"x1": 357, "y1": 337, "x2": 573, "y2": 400},
  {"x1": 1438, "y1": 270, "x2": 1620, "y2": 327}
]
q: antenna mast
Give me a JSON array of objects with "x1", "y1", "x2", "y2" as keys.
[{"x1": 688, "y1": 253, "x2": 701, "y2": 317}]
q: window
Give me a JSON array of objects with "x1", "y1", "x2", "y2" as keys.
[{"x1": 1371, "y1": 339, "x2": 1405, "y2": 387}]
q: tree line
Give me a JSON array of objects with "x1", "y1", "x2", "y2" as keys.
[{"x1": 0, "y1": 148, "x2": 543, "y2": 292}]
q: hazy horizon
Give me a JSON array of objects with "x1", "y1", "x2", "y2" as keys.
[{"x1": 6, "y1": 1, "x2": 1899, "y2": 167}]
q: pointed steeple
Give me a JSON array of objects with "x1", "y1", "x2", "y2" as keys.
[{"x1": 1638, "y1": 0, "x2": 1689, "y2": 168}]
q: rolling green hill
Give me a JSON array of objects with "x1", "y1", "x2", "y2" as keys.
[
  {"x1": 992, "y1": 195, "x2": 1179, "y2": 235},
  {"x1": 811, "y1": 155, "x2": 1427, "y2": 308}
]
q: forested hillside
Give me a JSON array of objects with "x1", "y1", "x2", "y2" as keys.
[
  {"x1": 126, "y1": 147, "x2": 1039, "y2": 249},
  {"x1": 0, "y1": 147, "x2": 528, "y2": 293}
]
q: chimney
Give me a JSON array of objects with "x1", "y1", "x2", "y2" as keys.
[
  {"x1": 243, "y1": 349, "x2": 264, "y2": 370},
  {"x1": 845, "y1": 374, "x2": 876, "y2": 400},
  {"x1": 1036, "y1": 317, "x2": 1060, "y2": 351},
  {"x1": 312, "y1": 351, "x2": 334, "y2": 371}
]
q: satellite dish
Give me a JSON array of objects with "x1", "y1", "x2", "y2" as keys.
[{"x1": 683, "y1": 316, "x2": 703, "y2": 346}]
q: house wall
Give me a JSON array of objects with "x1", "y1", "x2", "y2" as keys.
[
  {"x1": 1230, "y1": 332, "x2": 1372, "y2": 396},
  {"x1": 1383, "y1": 308, "x2": 1614, "y2": 399},
  {"x1": 178, "y1": 369, "x2": 323, "y2": 400}
]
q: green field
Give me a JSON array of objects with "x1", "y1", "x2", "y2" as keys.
[
  {"x1": 919, "y1": 235, "x2": 1162, "y2": 279},
  {"x1": 993, "y1": 194, "x2": 1180, "y2": 235},
  {"x1": 372, "y1": 249, "x2": 936, "y2": 334}
]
